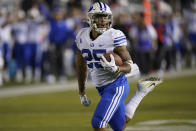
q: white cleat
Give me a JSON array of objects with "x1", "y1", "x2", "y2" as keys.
[{"x1": 137, "y1": 77, "x2": 163, "y2": 94}]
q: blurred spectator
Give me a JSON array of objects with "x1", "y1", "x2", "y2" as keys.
[
  {"x1": 24, "y1": 7, "x2": 43, "y2": 83},
  {"x1": 39, "y1": 2, "x2": 75, "y2": 83},
  {"x1": 38, "y1": 20, "x2": 50, "y2": 82},
  {"x1": 0, "y1": 0, "x2": 194, "y2": 85},
  {"x1": 184, "y1": 6, "x2": 196, "y2": 68},
  {"x1": 64, "y1": 7, "x2": 84, "y2": 77},
  {"x1": 12, "y1": 9, "x2": 28, "y2": 82},
  {"x1": 153, "y1": 13, "x2": 166, "y2": 71},
  {"x1": 0, "y1": 8, "x2": 12, "y2": 83},
  {"x1": 171, "y1": 11, "x2": 184, "y2": 71},
  {"x1": 129, "y1": 12, "x2": 157, "y2": 74},
  {"x1": 153, "y1": 13, "x2": 175, "y2": 72}
]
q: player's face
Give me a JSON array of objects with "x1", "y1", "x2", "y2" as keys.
[{"x1": 93, "y1": 14, "x2": 110, "y2": 29}]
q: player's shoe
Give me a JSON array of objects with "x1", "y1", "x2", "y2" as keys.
[{"x1": 137, "y1": 77, "x2": 162, "y2": 94}]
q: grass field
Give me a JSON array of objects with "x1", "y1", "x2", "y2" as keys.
[{"x1": 0, "y1": 75, "x2": 196, "y2": 131}]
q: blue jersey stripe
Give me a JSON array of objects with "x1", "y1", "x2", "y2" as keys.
[
  {"x1": 114, "y1": 41, "x2": 127, "y2": 46},
  {"x1": 114, "y1": 38, "x2": 126, "y2": 43},
  {"x1": 114, "y1": 36, "x2": 125, "y2": 40}
]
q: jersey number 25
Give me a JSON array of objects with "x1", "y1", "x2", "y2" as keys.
[{"x1": 82, "y1": 49, "x2": 106, "y2": 69}]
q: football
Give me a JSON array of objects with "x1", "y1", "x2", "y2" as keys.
[{"x1": 103, "y1": 52, "x2": 123, "y2": 66}]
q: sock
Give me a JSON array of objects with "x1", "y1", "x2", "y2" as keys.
[{"x1": 125, "y1": 90, "x2": 146, "y2": 119}]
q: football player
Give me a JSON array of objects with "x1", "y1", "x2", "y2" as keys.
[{"x1": 76, "y1": 2, "x2": 162, "y2": 131}]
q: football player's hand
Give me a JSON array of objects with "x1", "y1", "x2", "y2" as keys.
[
  {"x1": 80, "y1": 95, "x2": 91, "y2": 107},
  {"x1": 100, "y1": 54, "x2": 119, "y2": 73}
]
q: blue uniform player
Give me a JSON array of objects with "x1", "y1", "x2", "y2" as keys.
[{"x1": 76, "y1": 2, "x2": 162, "y2": 131}]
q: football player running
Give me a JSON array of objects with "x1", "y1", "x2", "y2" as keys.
[{"x1": 75, "y1": 2, "x2": 162, "y2": 131}]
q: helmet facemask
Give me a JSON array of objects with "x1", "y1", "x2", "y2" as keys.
[{"x1": 91, "y1": 13, "x2": 112, "y2": 34}]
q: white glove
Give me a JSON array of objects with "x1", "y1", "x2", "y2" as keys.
[
  {"x1": 100, "y1": 54, "x2": 119, "y2": 73},
  {"x1": 80, "y1": 95, "x2": 91, "y2": 107}
]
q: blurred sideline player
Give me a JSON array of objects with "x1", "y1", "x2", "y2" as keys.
[
  {"x1": 25, "y1": 7, "x2": 42, "y2": 83},
  {"x1": 76, "y1": 2, "x2": 162, "y2": 131},
  {"x1": 12, "y1": 10, "x2": 28, "y2": 82},
  {"x1": 0, "y1": 8, "x2": 12, "y2": 83}
]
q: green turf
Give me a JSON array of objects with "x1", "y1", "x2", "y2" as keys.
[{"x1": 0, "y1": 75, "x2": 196, "y2": 131}]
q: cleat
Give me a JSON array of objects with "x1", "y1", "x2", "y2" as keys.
[{"x1": 137, "y1": 77, "x2": 163, "y2": 93}]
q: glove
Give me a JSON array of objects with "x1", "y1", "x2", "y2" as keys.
[
  {"x1": 80, "y1": 95, "x2": 91, "y2": 107},
  {"x1": 100, "y1": 54, "x2": 119, "y2": 73}
]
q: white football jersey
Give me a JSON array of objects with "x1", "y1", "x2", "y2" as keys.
[
  {"x1": 76, "y1": 27, "x2": 127, "y2": 87},
  {"x1": 27, "y1": 20, "x2": 41, "y2": 43},
  {"x1": 12, "y1": 22, "x2": 28, "y2": 44}
]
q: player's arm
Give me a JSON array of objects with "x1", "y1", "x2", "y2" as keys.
[
  {"x1": 76, "y1": 49, "x2": 88, "y2": 96},
  {"x1": 100, "y1": 30, "x2": 135, "y2": 74},
  {"x1": 113, "y1": 45, "x2": 133, "y2": 74},
  {"x1": 100, "y1": 45, "x2": 134, "y2": 74},
  {"x1": 38, "y1": 2, "x2": 53, "y2": 22},
  {"x1": 76, "y1": 48, "x2": 91, "y2": 107}
]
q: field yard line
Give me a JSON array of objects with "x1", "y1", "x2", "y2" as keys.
[
  {"x1": 0, "y1": 82, "x2": 76, "y2": 98},
  {"x1": 0, "y1": 81, "x2": 95, "y2": 98},
  {"x1": 124, "y1": 125, "x2": 196, "y2": 131},
  {"x1": 152, "y1": 69, "x2": 196, "y2": 79},
  {"x1": 0, "y1": 69, "x2": 196, "y2": 98},
  {"x1": 109, "y1": 119, "x2": 196, "y2": 131},
  {"x1": 137, "y1": 119, "x2": 196, "y2": 125},
  {"x1": 123, "y1": 119, "x2": 196, "y2": 131},
  {"x1": 0, "y1": 124, "x2": 90, "y2": 128}
]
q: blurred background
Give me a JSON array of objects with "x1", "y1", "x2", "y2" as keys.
[
  {"x1": 0, "y1": 0, "x2": 195, "y2": 85},
  {"x1": 0, "y1": 1, "x2": 196, "y2": 131}
]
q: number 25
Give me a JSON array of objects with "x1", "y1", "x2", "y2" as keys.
[{"x1": 81, "y1": 49, "x2": 106, "y2": 69}]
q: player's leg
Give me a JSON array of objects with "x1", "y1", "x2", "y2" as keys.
[
  {"x1": 124, "y1": 77, "x2": 162, "y2": 123},
  {"x1": 0, "y1": 48, "x2": 4, "y2": 86},
  {"x1": 2, "y1": 42, "x2": 11, "y2": 82},
  {"x1": 109, "y1": 80, "x2": 129, "y2": 131},
  {"x1": 92, "y1": 86, "x2": 124, "y2": 130},
  {"x1": 46, "y1": 43, "x2": 57, "y2": 83},
  {"x1": 109, "y1": 102, "x2": 126, "y2": 131},
  {"x1": 14, "y1": 43, "x2": 24, "y2": 82},
  {"x1": 92, "y1": 76, "x2": 129, "y2": 131},
  {"x1": 94, "y1": 104, "x2": 128, "y2": 131},
  {"x1": 24, "y1": 43, "x2": 33, "y2": 83},
  {"x1": 34, "y1": 43, "x2": 41, "y2": 82},
  {"x1": 94, "y1": 128, "x2": 107, "y2": 131}
]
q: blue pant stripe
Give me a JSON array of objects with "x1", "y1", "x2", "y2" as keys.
[
  {"x1": 99, "y1": 87, "x2": 119, "y2": 128},
  {"x1": 106, "y1": 86, "x2": 124, "y2": 124},
  {"x1": 100, "y1": 86, "x2": 124, "y2": 128}
]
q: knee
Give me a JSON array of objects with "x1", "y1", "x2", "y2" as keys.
[
  {"x1": 91, "y1": 117, "x2": 100, "y2": 128},
  {"x1": 122, "y1": 117, "x2": 131, "y2": 131},
  {"x1": 91, "y1": 117, "x2": 106, "y2": 129},
  {"x1": 125, "y1": 116, "x2": 131, "y2": 123},
  {"x1": 110, "y1": 121, "x2": 125, "y2": 131}
]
